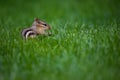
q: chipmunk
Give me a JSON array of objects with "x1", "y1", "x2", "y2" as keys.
[{"x1": 21, "y1": 18, "x2": 51, "y2": 39}]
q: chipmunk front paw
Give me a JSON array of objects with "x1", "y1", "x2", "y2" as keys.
[{"x1": 48, "y1": 32, "x2": 52, "y2": 36}]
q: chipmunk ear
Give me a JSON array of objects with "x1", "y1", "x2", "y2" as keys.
[{"x1": 34, "y1": 18, "x2": 40, "y2": 22}]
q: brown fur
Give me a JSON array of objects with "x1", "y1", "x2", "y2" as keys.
[{"x1": 21, "y1": 18, "x2": 51, "y2": 39}]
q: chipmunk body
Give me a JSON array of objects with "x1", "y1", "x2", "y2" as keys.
[
  {"x1": 21, "y1": 18, "x2": 51, "y2": 39},
  {"x1": 22, "y1": 28, "x2": 37, "y2": 39}
]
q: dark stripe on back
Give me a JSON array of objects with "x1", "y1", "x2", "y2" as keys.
[
  {"x1": 28, "y1": 32, "x2": 36, "y2": 37},
  {"x1": 24, "y1": 29, "x2": 33, "y2": 37}
]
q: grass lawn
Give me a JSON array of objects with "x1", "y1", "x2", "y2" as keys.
[{"x1": 0, "y1": 0, "x2": 120, "y2": 80}]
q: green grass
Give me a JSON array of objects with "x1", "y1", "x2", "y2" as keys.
[{"x1": 0, "y1": 0, "x2": 120, "y2": 80}]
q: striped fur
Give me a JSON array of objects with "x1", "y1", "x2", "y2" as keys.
[
  {"x1": 22, "y1": 28, "x2": 37, "y2": 39},
  {"x1": 21, "y1": 18, "x2": 51, "y2": 40}
]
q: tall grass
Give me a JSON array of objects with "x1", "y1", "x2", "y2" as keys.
[{"x1": 0, "y1": 0, "x2": 120, "y2": 80}]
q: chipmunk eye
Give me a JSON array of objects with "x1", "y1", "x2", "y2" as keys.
[{"x1": 43, "y1": 24, "x2": 47, "y2": 26}]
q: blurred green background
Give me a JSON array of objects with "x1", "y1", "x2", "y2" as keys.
[{"x1": 0, "y1": 0, "x2": 120, "y2": 80}]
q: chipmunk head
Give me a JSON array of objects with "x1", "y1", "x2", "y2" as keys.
[{"x1": 32, "y1": 18, "x2": 51, "y2": 34}]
